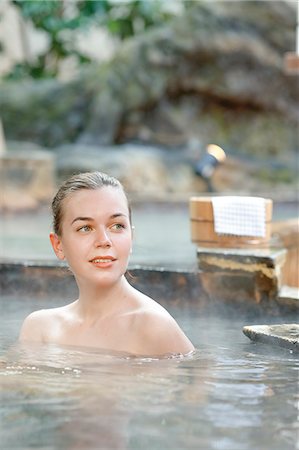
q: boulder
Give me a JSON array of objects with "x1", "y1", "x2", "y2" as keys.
[
  {"x1": 0, "y1": 142, "x2": 55, "y2": 211},
  {"x1": 243, "y1": 324, "x2": 299, "y2": 352},
  {"x1": 0, "y1": 1, "x2": 297, "y2": 161},
  {"x1": 53, "y1": 143, "x2": 205, "y2": 195}
]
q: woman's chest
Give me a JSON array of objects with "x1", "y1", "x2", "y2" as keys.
[{"x1": 45, "y1": 314, "x2": 137, "y2": 352}]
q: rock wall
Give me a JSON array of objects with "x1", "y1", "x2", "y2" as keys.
[
  {"x1": 0, "y1": 144, "x2": 55, "y2": 211},
  {"x1": 0, "y1": 1, "x2": 297, "y2": 160}
]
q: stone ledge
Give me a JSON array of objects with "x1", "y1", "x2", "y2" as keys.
[
  {"x1": 277, "y1": 285, "x2": 299, "y2": 312},
  {"x1": 197, "y1": 247, "x2": 286, "y2": 269},
  {"x1": 0, "y1": 149, "x2": 55, "y2": 211},
  {"x1": 197, "y1": 247, "x2": 287, "y2": 307},
  {"x1": 1, "y1": 258, "x2": 297, "y2": 316},
  {"x1": 0, "y1": 259, "x2": 207, "y2": 308},
  {"x1": 272, "y1": 218, "x2": 299, "y2": 288},
  {"x1": 243, "y1": 324, "x2": 299, "y2": 352}
]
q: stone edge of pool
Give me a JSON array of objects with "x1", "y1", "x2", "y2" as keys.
[
  {"x1": 1, "y1": 258, "x2": 298, "y2": 316},
  {"x1": 243, "y1": 324, "x2": 299, "y2": 353},
  {"x1": 1, "y1": 258, "x2": 298, "y2": 353}
]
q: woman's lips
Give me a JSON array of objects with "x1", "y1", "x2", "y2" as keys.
[{"x1": 90, "y1": 256, "x2": 116, "y2": 268}]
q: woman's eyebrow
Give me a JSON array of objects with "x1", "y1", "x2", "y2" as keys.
[
  {"x1": 71, "y1": 216, "x2": 93, "y2": 225},
  {"x1": 110, "y1": 213, "x2": 127, "y2": 219},
  {"x1": 71, "y1": 213, "x2": 127, "y2": 225}
]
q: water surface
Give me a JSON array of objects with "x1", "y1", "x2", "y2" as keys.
[{"x1": 1, "y1": 295, "x2": 298, "y2": 450}]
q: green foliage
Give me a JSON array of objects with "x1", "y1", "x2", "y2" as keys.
[
  {"x1": 7, "y1": 0, "x2": 177, "y2": 79},
  {"x1": 257, "y1": 167, "x2": 296, "y2": 184}
]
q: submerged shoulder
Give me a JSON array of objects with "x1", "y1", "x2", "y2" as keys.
[
  {"x1": 19, "y1": 306, "x2": 64, "y2": 343},
  {"x1": 19, "y1": 309, "x2": 47, "y2": 342},
  {"x1": 132, "y1": 295, "x2": 194, "y2": 356}
]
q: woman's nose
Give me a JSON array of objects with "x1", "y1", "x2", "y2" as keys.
[{"x1": 94, "y1": 228, "x2": 112, "y2": 247}]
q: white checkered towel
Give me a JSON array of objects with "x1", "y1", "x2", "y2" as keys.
[{"x1": 211, "y1": 196, "x2": 266, "y2": 237}]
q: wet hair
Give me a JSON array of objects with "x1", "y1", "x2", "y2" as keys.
[{"x1": 51, "y1": 171, "x2": 131, "y2": 235}]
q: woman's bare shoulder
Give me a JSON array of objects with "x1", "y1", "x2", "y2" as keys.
[
  {"x1": 130, "y1": 291, "x2": 194, "y2": 356},
  {"x1": 19, "y1": 304, "x2": 70, "y2": 343},
  {"x1": 22, "y1": 304, "x2": 69, "y2": 322}
]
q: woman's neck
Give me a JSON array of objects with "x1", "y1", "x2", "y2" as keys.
[{"x1": 73, "y1": 275, "x2": 132, "y2": 321}]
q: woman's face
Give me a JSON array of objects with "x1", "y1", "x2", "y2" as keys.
[{"x1": 50, "y1": 187, "x2": 132, "y2": 288}]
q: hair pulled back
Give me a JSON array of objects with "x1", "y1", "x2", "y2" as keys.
[{"x1": 51, "y1": 171, "x2": 129, "y2": 236}]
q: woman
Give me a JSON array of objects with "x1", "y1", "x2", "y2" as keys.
[{"x1": 19, "y1": 171, "x2": 194, "y2": 357}]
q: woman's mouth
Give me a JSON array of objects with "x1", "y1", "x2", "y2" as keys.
[
  {"x1": 90, "y1": 256, "x2": 116, "y2": 267},
  {"x1": 92, "y1": 258, "x2": 114, "y2": 263}
]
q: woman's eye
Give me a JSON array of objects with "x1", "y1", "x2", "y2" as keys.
[
  {"x1": 111, "y1": 223, "x2": 126, "y2": 231},
  {"x1": 78, "y1": 225, "x2": 92, "y2": 232}
]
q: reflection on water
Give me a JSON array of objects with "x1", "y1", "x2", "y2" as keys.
[{"x1": 1, "y1": 295, "x2": 298, "y2": 450}]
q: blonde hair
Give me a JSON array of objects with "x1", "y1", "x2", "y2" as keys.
[{"x1": 51, "y1": 172, "x2": 130, "y2": 235}]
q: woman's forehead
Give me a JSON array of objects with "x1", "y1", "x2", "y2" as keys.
[{"x1": 63, "y1": 187, "x2": 129, "y2": 215}]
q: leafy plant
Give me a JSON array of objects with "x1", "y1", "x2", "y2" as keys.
[{"x1": 8, "y1": 0, "x2": 177, "y2": 79}]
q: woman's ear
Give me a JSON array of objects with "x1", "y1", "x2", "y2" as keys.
[{"x1": 49, "y1": 232, "x2": 65, "y2": 260}]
